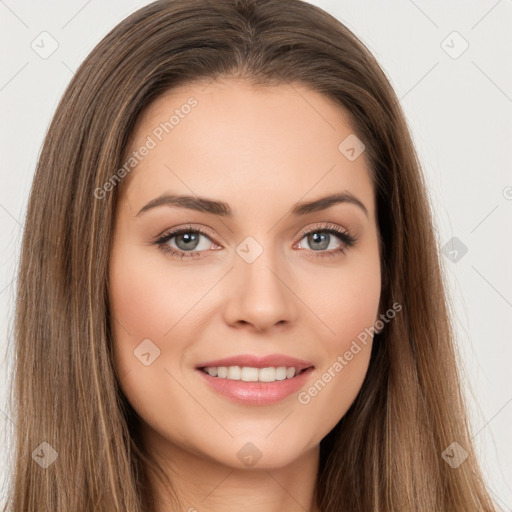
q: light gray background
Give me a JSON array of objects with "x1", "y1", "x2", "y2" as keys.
[{"x1": 1, "y1": 0, "x2": 511, "y2": 509}]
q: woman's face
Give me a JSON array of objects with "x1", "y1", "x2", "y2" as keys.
[{"x1": 108, "y1": 78, "x2": 381, "y2": 470}]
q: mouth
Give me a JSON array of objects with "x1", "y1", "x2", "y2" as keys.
[{"x1": 194, "y1": 356, "x2": 315, "y2": 405}]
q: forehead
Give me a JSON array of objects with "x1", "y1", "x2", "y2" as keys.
[{"x1": 119, "y1": 78, "x2": 376, "y2": 222}]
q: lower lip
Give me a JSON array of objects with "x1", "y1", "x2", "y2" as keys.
[{"x1": 196, "y1": 367, "x2": 315, "y2": 406}]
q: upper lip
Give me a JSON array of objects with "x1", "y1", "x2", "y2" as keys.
[{"x1": 195, "y1": 354, "x2": 314, "y2": 372}]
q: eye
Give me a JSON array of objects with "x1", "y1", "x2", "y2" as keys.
[
  {"x1": 153, "y1": 222, "x2": 357, "y2": 260},
  {"x1": 294, "y1": 222, "x2": 357, "y2": 259},
  {"x1": 154, "y1": 225, "x2": 218, "y2": 259}
]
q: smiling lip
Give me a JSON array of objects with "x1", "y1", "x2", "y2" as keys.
[{"x1": 195, "y1": 354, "x2": 315, "y2": 406}]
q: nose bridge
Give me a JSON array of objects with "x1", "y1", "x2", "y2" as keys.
[{"x1": 222, "y1": 232, "x2": 297, "y2": 329}]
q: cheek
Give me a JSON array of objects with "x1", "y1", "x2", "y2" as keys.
[
  {"x1": 108, "y1": 243, "x2": 208, "y2": 348},
  {"x1": 295, "y1": 254, "x2": 380, "y2": 424},
  {"x1": 108, "y1": 244, "x2": 184, "y2": 383},
  {"x1": 307, "y1": 254, "x2": 381, "y2": 347}
]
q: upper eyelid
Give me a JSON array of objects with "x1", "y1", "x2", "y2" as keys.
[{"x1": 296, "y1": 223, "x2": 350, "y2": 238}]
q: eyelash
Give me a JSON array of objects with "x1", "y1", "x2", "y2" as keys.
[{"x1": 153, "y1": 222, "x2": 357, "y2": 260}]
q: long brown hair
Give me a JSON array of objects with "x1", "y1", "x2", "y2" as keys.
[{"x1": 4, "y1": 0, "x2": 498, "y2": 510}]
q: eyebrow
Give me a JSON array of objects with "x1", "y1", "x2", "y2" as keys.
[{"x1": 136, "y1": 191, "x2": 368, "y2": 218}]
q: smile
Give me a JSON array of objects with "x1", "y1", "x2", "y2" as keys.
[
  {"x1": 197, "y1": 366, "x2": 315, "y2": 406},
  {"x1": 202, "y1": 365, "x2": 307, "y2": 383}
]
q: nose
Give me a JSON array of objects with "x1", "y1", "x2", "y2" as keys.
[{"x1": 221, "y1": 245, "x2": 298, "y2": 332}]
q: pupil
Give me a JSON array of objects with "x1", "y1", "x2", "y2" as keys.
[
  {"x1": 309, "y1": 232, "x2": 329, "y2": 250},
  {"x1": 177, "y1": 232, "x2": 199, "y2": 250}
]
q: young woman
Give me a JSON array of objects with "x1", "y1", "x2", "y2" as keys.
[{"x1": 4, "y1": 0, "x2": 498, "y2": 510}]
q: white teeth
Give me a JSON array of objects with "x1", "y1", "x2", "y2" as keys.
[
  {"x1": 241, "y1": 367, "x2": 259, "y2": 381},
  {"x1": 286, "y1": 367, "x2": 296, "y2": 379},
  {"x1": 227, "y1": 366, "x2": 241, "y2": 380},
  {"x1": 275, "y1": 367, "x2": 287, "y2": 380},
  {"x1": 203, "y1": 366, "x2": 300, "y2": 382}
]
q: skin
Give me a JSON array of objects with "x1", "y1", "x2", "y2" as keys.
[{"x1": 108, "y1": 78, "x2": 382, "y2": 512}]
